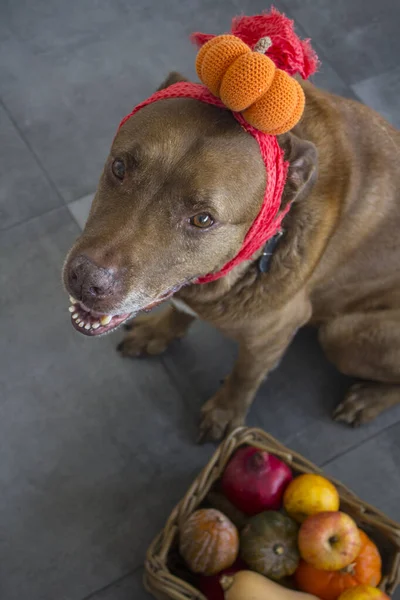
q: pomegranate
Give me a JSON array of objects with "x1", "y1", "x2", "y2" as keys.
[
  {"x1": 221, "y1": 446, "x2": 293, "y2": 515},
  {"x1": 198, "y1": 558, "x2": 247, "y2": 600}
]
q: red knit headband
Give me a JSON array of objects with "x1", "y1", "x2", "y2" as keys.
[{"x1": 118, "y1": 10, "x2": 317, "y2": 284}]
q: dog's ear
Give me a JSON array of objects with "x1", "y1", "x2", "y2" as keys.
[
  {"x1": 157, "y1": 71, "x2": 189, "y2": 91},
  {"x1": 279, "y1": 132, "x2": 318, "y2": 208}
]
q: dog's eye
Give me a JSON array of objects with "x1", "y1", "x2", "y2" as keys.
[
  {"x1": 111, "y1": 158, "x2": 126, "y2": 180},
  {"x1": 190, "y1": 213, "x2": 214, "y2": 229}
]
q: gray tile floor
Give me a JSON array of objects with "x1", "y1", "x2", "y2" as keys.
[{"x1": 0, "y1": 1, "x2": 399, "y2": 599}]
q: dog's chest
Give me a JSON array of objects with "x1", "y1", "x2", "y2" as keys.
[{"x1": 170, "y1": 297, "x2": 199, "y2": 318}]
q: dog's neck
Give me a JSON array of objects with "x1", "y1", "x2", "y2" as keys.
[
  {"x1": 176, "y1": 196, "x2": 314, "y2": 313},
  {"x1": 178, "y1": 229, "x2": 285, "y2": 305}
]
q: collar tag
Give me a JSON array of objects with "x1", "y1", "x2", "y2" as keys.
[{"x1": 258, "y1": 230, "x2": 284, "y2": 273}]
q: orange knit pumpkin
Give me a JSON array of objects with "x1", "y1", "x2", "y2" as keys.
[
  {"x1": 196, "y1": 34, "x2": 305, "y2": 135},
  {"x1": 196, "y1": 35, "x2": 249, "y2": 97},
  {"x1": 220, "y1": 51, "x2": 276, "y2": 111},
  {"x1": 243, "y1": 69, "x2": 305, "y2": 135}
]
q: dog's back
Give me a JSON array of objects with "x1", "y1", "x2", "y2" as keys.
[{"x1": 298, "y1": 82, "x2": 400, "y2": 319}]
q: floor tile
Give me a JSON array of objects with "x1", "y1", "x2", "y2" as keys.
[
  {"x1": 161, "y1": 321, "x2": 400, "y2": 464},
  {"x1": 280, "y1": 15, "x2": 356, "y2": 99},
  {"x1": 0, "y1": 208, "x2": 211, "y2": 600},
  {"x1": 286, "y1": 0, "x2": 399, "y2": 85},
  {"x1": 323, "y1": 422, "x2": 400, "y2": 523},
  {"x1": 310, "y1": 61, "x2": 356, "y2": 99},
  {"x1": 0, "y1": 103, "x2": 62, "y2": 230},
  {"x1": 2, "y1": 0, "x2": 131, "y2": 57},
  {"x1": 352, "y1": 67, "x2": 400, "y2": 130},
  {"x1": 86, "y1": 569, "x2": 152, "y2": 600},
  {"x1": 68, "y1": 193, "x2": 94, "y2": 229},
  {"x1": 0, "y1": 14, "x2": 191, "y2": 203}
]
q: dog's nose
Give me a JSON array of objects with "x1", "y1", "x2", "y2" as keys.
[{"x1": 66, "y1": 254, "x2": 119, "y2": 304}]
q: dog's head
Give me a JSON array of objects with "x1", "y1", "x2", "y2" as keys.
[{"x1": 63, "y1": 74, "x2": 316, "y2": 336}]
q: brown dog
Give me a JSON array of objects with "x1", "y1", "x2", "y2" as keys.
[{"x1": 63, "y1": 72, "x2": 400, "y2": 442}]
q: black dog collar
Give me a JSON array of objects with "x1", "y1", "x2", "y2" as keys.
[{"x1": 258, "y1": 230, "x2": 284, "y2": 273}]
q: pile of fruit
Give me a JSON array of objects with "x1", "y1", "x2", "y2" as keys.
[{"x1": 178, "y1": 447, "x2": 387, "y2": 600}]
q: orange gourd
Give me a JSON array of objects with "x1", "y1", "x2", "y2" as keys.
[
  {"x1": 196, "y1": 34, "x2": 305, "y2": 134},
  {"x1": 220, "y1": 51, "x2": 276, "y2": 111},
  {"x1": 243, "y1": 70, "x2": 305, "y2": 135},
  {"x1": 295, "y1": 531, "x2": 382, "y2": 600},
  {"x1": 179, "y1": 508, "x2": 239, "y2": 576}
]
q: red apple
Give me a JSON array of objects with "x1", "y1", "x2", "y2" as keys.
[{"x1": 298, "y1": 511, "x2": 361, "y2": 571}]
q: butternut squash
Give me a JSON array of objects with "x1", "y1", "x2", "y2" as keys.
[{"x1": 221, "y1": 570, "x2": 319, "y2": 600}]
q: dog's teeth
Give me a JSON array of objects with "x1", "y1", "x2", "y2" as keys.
[
  {"x1": 68, "y1": 305, "x2": 75, "y2": 313},
  {"x1": 85, "y1": 323, "x2": 91, "y2": 330},
  {"x1": 92, "y1": 321, "x2": 100, "y2": 329},
  {"x1": 69, "y1": 296, "x2": 77, "y2": 304},
  {"x1": 100, "y1": 315, "x2": 112, "y2": 325},
  {"x1": 78, "y1": 321, "x2": 85, "y2": 327},
  {"x1": 72, "y1": 313, "x2": 79, "y2": 320}
]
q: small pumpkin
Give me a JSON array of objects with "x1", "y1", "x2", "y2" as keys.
[
  {"x1": 196, "y1": 34, "x2": 249, "y2": 97},
  {"x1": 196, "y1": 34, "x2": 305, "y2": 135},
  {"x1": 243, "y1": 69, "x2": 305, "y2": 135},
  {"x1": 295, "y1": 530, "x2": 382, "y2": 600},
  {"x1": 240, "y1": 511, "x2": 300, "y2": 580},
  {"x1": 219, "y1": 49, "x2": 276, "y2": 111},
  {"x1": 179, "y1": 508, "x2": 239, "y2": 576}
]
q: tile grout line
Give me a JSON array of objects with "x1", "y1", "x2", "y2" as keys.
[
  {"x1": 0, "y1": 96, "x2": 68, "y2": 206},
  {"x1": 68, "y1": 192, "x2": 96, "y2": 230},
  {"x1": 349, "y1": 64, "x2": 400, "y2": 91},
  {"x1": 0, "y1": 191, "x2": 93, "y2": 234},
  {"x1": 160, "y1": 349, "x2": 203, "y2": 419},
  {"x1": 78, "y1": 565, "x2": 144, "y2": 600},
  {"x1": 0, "y1": 203, "x2": 76, "y2": 233},
  {"x1": 320, "y1": 418, "x2": 400, "y2": 468},
  {"x1": 157, "y1": 332, "x2": 212, "y2": 413}
]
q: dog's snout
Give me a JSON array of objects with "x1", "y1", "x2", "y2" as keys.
[{"x1": 66, "y1": 254, "x2": 119, "y2": 304}]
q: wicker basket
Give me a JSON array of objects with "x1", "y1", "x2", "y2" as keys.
[{"x1": 144, "y1": 427, "x2": 400, "y2": 600}]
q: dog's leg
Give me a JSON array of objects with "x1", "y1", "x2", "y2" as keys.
[
  {"x1": 333, "y1": 382, "x2": 400, "y2": 427},
  {"x1": 198, "y1": 295, "x2": 312, "y2": 442},
  {"x1": 198, "y1": 335, "x2": 296, "y2": 442},
  {"x1": 319, "y1": 310, "x2": 400, "y2": 426},
  {"x1": 117, "y1": 305, "x2": 194, "y2": 357}
]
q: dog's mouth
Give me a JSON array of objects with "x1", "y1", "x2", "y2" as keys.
[
  {"x1": 68, "y1": 297, "x2": 131, "y2": 336},
  {"x1": 67, "y1": 288, "x2": 178, "y2": 337}
]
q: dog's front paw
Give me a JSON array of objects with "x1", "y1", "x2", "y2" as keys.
[
  {"x1": 117, "y1": 313, "x2": 178, "y2": 357},
  {"x1": 333, "y1": 382, "x2": 386, "y2": 427},
  {"x1": 198, "y1": 391, "x2": 246, "y2": 443}
]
